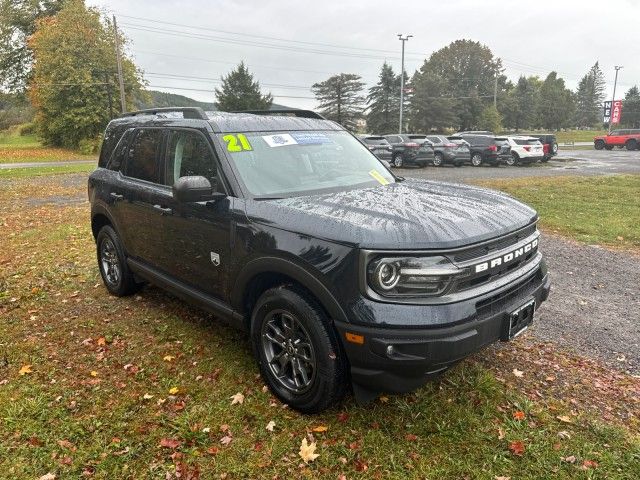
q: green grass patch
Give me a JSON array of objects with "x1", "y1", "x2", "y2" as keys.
[
  {"x1": 0, "y1": 132, "x2": 41, "y2": 148},
  {"x1": 476, "y1": 175, "x2": 640, "y2": 249},
  {"x1": 555, "y1": 130, "x2": 606, "y2": 144},
  {"x1": 0, "y1": 162, "x2": 95, "y2": 178},
  {"x1": 0, "y1": 128, "x2": 96, "y2": 163}
]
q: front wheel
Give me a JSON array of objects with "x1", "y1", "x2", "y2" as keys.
[
  {"x1": 392, "y1": 154, "x2": 403, "y2": 168},
  {"x1": 506, "y1": 153, "x2": 518, "y2": 166},
  {"x1": 594, "y1": 140, "x2": 605, "y2": 150},
  {"x1": 433, "y1": 153, "x2": 444, "y2": 167},
  {"x1": 471, "y1": 153, "x2": 483, "y2": 167},
  {"x1": 251, "y1": 286, "x2": 348, "y2": 413}
]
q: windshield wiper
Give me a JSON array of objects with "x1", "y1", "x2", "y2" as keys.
[{"x1": 254, "y1": 196, "x2": 284, "y2": 201}]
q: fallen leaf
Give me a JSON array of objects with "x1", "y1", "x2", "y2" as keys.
[
  {"x1": 142, "y1": 393, "x2": 153, "y2": 400},
  {"x1": 159, "y1": 438, "x2": 181, "y2": 449},
  {"x1": 508, "y1": 441, "x2": 525, "y2": 456},
  {"x1": 495, "y1": 477, "x2": 511, "y2": 480},
  {"x1": 97, "y1": 337, "x2": 106, "y2": 346},
  {"x1": 299, "y1": 438, "x2": 319, "y2": 463},
  {"x1": 312, "y1": 425, "x2": 328, "y2": 433},
  {"x1": 19, "y1": 364, "x2": 32, "y2": 375},
  {"x1": 354, "y1": 459, "x2": 368, "y2": 472},
  {"x1": 230, "y1": 392, "x2": 244, "y2": 405},
  {"x1": 497, "y1": 427, "x2": 505, "y2": 440},
  {"x1": 220, "y1": 435, "x2": 233, "y2": 446},
  {"x1": 163, "y1": 355, "x2": 175, "y2": 362},
  {"x1": 266, "y1": 420, "x2": 275, "y2": 432},
  {"x1": 557, "y1": 430, "x2": 571, "y2": 439},
  {"x1": 90, "y1": 371, "x2": 98, "y2": 377},
  {"x1": 582, "y1": 459, "x2": 598, "y2": 469},
  {"x1": 405, "y1": 434, "x2": 418, "y2": 441},
  {"x1": 337, "y1": 412, "x2": 349, "y2": 423},
  {"x1": 512, "y1": 368, "x2": 524, "y2": 378},
  {"x1": 556, "y1": 415, "x2": 573, "y2": 424},
  {"x1": 57, "y1": 439, "x2": 75, "y2": 450},
  {"x1": 379, "y1": 396, "x2": 389, "y2": 403},
  {"x1": 39, "y1": 474, "x2": 56, "y2": 480},
  {"x1": 561, "y1": 455, "x2": 576, "y2": 464},
  {"x1": 513, "y1": 411, "x2": 526, "y2": 421},
  {"x1": 206, "y1": 446, "x2": 219, "y2": 455},
  {"x1": 168, "y1": 387, "x2": 179, "y2": 395}
]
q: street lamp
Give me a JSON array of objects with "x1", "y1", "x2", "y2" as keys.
[{"x1": 398, "y1": 34, "x2": 412, "y2": 134}]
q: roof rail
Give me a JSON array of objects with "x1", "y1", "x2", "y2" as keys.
[
  {"x1": 234, "y1": 109, "x2": 325, "y2": 120},
  {"x1": 120, "y1": 107, "x2": 208, "y2": 120}
]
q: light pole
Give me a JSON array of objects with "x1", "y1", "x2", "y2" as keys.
[
  {"x1": 398, "y1": 34, "x2": 412, "y2": 134},
  {"x1": 608, "y1": 65, "x2": 623, "y2": 133}
]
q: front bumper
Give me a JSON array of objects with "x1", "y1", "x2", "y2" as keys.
[{"x1": 335, "y1": 266, "x2": 550, "y2": 397}]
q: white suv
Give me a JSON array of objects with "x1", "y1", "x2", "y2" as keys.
[{"x1": 506, "y1": 136, "x2": 544, "y2": 165}]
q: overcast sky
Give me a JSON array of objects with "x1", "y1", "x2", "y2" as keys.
[{"x1": 89, "y1": 0, "x2": 639, "y2": 109}]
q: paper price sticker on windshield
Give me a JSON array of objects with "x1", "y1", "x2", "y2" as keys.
[
  {"x1": 290, "y1": 132, "x2": 331, "y2": 145},
  {"x1": 262, "y1": 134, "x2": 298, "y2": 148},
  {"x1": 369, "y1": 169, "x2": 390, "y2": 185}
]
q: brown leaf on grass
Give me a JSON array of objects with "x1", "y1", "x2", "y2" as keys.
[
  {"x1": 159, "y1": 438, "x2": 181, "y2": 449},
  {"x1": 556, "y1": 415, "x2": 573, "y2": 424},
  {"x1": 513, "y1": 411, "x2": 526, "y2": 420},
  {"x1": 163, "y1": 355, "x2": 175, "y2": 362},
  {"x1": 405, "y1": 434, "x2": 418, "y2": 441},
  {"x1": 512, "y1": 368, "x2": 524, "y2": 378},
  {"x1": 19, "y1": 364, "x2": 32, "y2": 375},
  {"x1": 220, "y1": 435, "x2": 233, "y2": 446},
  {"x1": 59, "y1": 455, "x2": 72, "y2": 465},
  {"x1": 206, "y1": 446, "x2": 219, "y2": 455},
  {"x1": 299, "y1": 438, "x2": 319, "y2": 463},
  {"x1": 582, "y1": 459, "x2": 598, "y2": 469},
  {"x1": 39, "y1": 474, "x2": 56, "y2": 480},
  {"x1": 266, "y1": 420, "x2": 276, "y2": 432},
  {"x1": 508, "y1": 441, "x2": 525, "y2": 456},
  {"x1": 230, "y1": 392, "x2": 244, "y2": 405},
  {"x1": 495, "y1": 477, "x2": 511, "y2": 480},
  {"x1": 96, "y1": 337, "x2": 106, "y2": 346},
  {"x1": 561, "y1": 455, "x2": 576, "y2": 464},
  {"x1": 354, "y1": 458, "x2": 368, "y2": 472},
  {"x1": 312, "y1": 425, "x2": 328, "y2": 433},
  {"x1": 57, "y1": 439, "x2": 76, "y2": 451},
  {"x1": 337, "y1": 412, "x2": 349, "y2": 423},
  {"x1": 497, "y1": 427, "x2": 505, "y2": 440}
]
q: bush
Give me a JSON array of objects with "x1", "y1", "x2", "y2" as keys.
[
  {"x1": 18, "y1": 123, "x2": 36, "y2": 136},
  {"x1": 78, "y1": 135, "x2": 103, "y2": 155}
]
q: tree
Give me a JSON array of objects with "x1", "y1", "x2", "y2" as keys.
[
  {"x1": 622, "y1": 86, "x2": 640, "y2": 128},
  {"x1": 214, "y1": 62, "x2": 272, "y2": 111},
  {"x1": 477, "y1": 105, "x2": 502, "y2": 133},
  {"x1": 0, "y1": 0, "x2": 65, "y2": 92},
  {"x1": 28, "y1": 0, "x2": 144, "y2": 148},
  {"x1": 500, "y1": 76, "x2": 541, "y2": 131},
  {"x1": 536, "y1": 72, "x2": 575, "y2": 130},
  {"x1": 312, "y1": 73, "x2": 365, "y2": 131},
  {"x1": 366, "y1": 62, "x2": 401, "y2": 134},
  {"x1": 408, "y1": 70, "x2": 456, "y2": 133},
  {"x1": 418, "y1": 40, "x2": 507, "y2": 129},
  {"x1": 574, "y1": 62, "x2": 606, "y2": 127}
]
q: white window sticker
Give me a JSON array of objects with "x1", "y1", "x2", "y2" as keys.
[{"x1": 261, "y1": 134, "x2": 298, "y2": 148}]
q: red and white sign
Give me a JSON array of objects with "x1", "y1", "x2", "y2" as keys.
[{"x1": 611, "y1": 100, "x2": 623, "y2": 124}]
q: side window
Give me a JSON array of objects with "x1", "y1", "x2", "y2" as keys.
[
  {"x1": 108, "y1": 129, "x2": 135, "y2": 171},
  {"x1": 427, "y1": 136, "x2": 441, "y2": 144},
  {"x1": 125, "y1": 129, "x2": 163, "y2": 183},
  {"x1": 166, "y1": 129, "x2": 217, "y2": 186}
]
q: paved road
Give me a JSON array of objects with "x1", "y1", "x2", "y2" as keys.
[
  {"x1": 0, "y1": 159, "x2": 96, "y2": 169},
  {"x1": 395, "y1": 148, "x2": 640, "y2": 182}
]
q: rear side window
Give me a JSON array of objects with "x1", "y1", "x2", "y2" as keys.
[
  {"x1": 99, "y1": 126, "x2": 124, "y2": 168},
  {"x1": 426, "y1": 136, "x2": 441, "y2": 143},
  {"x1": 108, "y1": 129, "x2": 135, "y2": 171},
  {"x1": 125, "y1": 129, "x2": 163, "y2": 183},
  {"x1": 363, "y1": 137, "x2": 389, "y2": 145},
  {"x1": 165, "y1": 129, "x2": 218, "y2": 186}
]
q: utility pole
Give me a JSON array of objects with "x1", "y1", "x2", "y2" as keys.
[
  {"x1": 608, "y1": 65, "x2": 623, "y2": 134},
  {"x1": 113, "y1": 15, "x2": 126, "y2": 113},
  {"x1": 103, "y1": 71, "x2": 114, "y2": 119},
  {"x1": 493, "y1": 72, "x2": 498, "y2": 109},
  {"x1": 398, "y1": 34, "x2": 412, "y2": 134}
]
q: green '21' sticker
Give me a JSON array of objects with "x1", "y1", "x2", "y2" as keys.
[{"x1": 223, "y1": 134, "x2": 252, "y2": 152}]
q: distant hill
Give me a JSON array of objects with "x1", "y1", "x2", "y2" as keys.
[{"x1": 137, "y1": 90, "x2": 294, "y2": 112}]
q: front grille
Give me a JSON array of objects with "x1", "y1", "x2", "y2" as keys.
[
  {"x1": 454, "y1": 224, "x2": 537, "y2": 262},
  {"x1": 475, "y1": 267, "x2": 543, "y2": 319}
]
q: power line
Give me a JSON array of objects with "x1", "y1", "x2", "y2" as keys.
[
  {"x1": 147, "y1": 85, "x2": 316, "y2": 99},
  {"x1": 144, "y1": 72, "x2": 312, "y2": 90}
]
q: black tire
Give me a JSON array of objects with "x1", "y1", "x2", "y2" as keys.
[
  {"x1": 594, "y1": 140, "x2": 605, "y2": 150},
  {"x1": 506, "y1": 152, "x2": 518, "y2": 166},
  {"x1": 541, "y1": 156, "x2": 550, "y2": 163},
  {"x1": 470, "y1": 152, "x2": 483, "y2": 167},
  {"x1": 433, "y1": 152, "x2": 444, "y2": 167},
  {"x1": 392, "y1": 153, "x2": 404, "y2": 168},
  {"x1": 626, "y1": 139, "x2": 638, "y2": 151},
  {"x1": 96, "y1": 225, "x2": 141, "y2": 296},
  {"x1": 605, "y1": 145, "x2": 614, "y2": 150},
  {"x1": 251, "y1": 286, "x2": 348, "y2": 413},
  {"x1": 551, "y1": 143, "x2": 559, "y2": 154}
]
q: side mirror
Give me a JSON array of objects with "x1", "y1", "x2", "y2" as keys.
[{"x1": 173, "y1": 176, "x2": 223, "y2": 203}]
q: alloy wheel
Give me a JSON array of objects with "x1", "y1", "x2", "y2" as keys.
[
  {"x1": 100, "y1": 238, "x2": 120, "y2": 287},
  {"x1": 471, "y1": 154, "x2": 482, "y2": 166}
]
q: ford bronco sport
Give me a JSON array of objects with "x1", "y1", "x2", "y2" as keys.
[{"x1": 89, "y1": 107, "x2": 550, "y2": 413}]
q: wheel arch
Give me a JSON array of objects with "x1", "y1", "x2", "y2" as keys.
[{"x1": 91, "y1": 208, "x2": 115, "y2": 240}]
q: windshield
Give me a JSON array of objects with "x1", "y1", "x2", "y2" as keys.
[{"x1": 218, "y1": 131, "x2": 395, "y2": 198}]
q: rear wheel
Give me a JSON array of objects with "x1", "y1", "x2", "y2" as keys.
[
  {"x1": 626, "y1": 139, "x2": 638, "y2": 151},
  {"x1": 471, "y1": 153, "x2": 483, "y2": 167},
  {"x1": 251, "y1": 286, "x2": 348, "y2": 413},
  {"x1": 541, "y1": 156, "x2": 550, "y2": 163},
  {"x1": 594, "y1": 140, "x2": 605, "y2": 150},
  {"x1": 392, "y1": 154, "x2": 403, "y2": 168},
  {"x1": 506, "y1": 153, "x2": 519, "y2": 166},
  {"x1": 96, "y1": 225, "x2": 141, "y2": 297},
  {"x1": 604, "y1": 145, "x2": 614, "y2": 150},
  {"x1": 433, "y1": 152, "x2": 444, "y2": 167}
]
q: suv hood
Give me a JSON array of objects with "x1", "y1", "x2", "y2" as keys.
[{"x1": 244, "y1": 179, "x2": 537, "y2": 250}]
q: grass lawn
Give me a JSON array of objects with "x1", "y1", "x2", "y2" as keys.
[
  {"x1": 555, "y1": 130, "x2": 606, "y2": 144},
  {"x1": 0, "y1": 130, "x2": 96, "y2": 164},
  {"x1": 0, "y1": 174, "x2": 638, "y2": 479},
  {"x1": 0, "y1": 162, "x2": 95, "y2": 179},
  {"x1": 475, "y1": 175, "x2": 640, "y2": 250}
]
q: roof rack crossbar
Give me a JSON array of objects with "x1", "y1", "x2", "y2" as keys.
[
  {"x1": 121, "y1": 107, "x2": 208, "y2": 120},
  {"x1": 234, "y1": 109, "x2": 325, "y2": 120}
]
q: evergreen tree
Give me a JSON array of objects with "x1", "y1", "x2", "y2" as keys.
[
  {"x1": 214, "y1": 62, "x2": 272, "y2": 111},
  {"x1": 311, "y1": 73, "x2": 365, "y2": 131},
  {"x1": 536, "y1": 72, "x2": 575, "y2": 130},
  {"x1": 622, "y1": 86, "x2": 640, "y2": 128},
  {"x1": 477, "y1": 105, "x2": 502, "y2": 133},
  {"x1": 501, "y1": 76, "x2": 541, "y2": 131},
  {"x1": 28, "y1": 0, "x2": 144, "y2": 148},
  {"x1": 408, "y1": 69, "x2": 456, "y2": 133},
  {"x1": 574, "y1": 62, "x2": 607, "y2": 127},
  {"x1": 0, "y1": 0, "x2": 65, "y2": 92},
  {"x1": 366, "y1": 62, "x2": 401, "y2": 134}
]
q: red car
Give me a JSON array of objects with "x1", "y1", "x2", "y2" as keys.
[{"x1": 594, "y1": 129, "x2": 640, "y2": 151}]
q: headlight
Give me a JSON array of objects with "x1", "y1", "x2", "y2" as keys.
[{"x1": 367, "y1": 256, "x2": 468, "y2": 297}]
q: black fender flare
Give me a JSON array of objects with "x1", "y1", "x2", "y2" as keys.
[{"x1": 231, "y1": 256, "x2": 349, "y2": 325}]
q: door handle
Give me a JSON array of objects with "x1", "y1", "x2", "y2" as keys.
[
  {"x1": 109, "y1": 192, "x2": 124, "y2": 201},
  {"x1": 153, "y1": 204, "x2": 173, "y2": 215}
]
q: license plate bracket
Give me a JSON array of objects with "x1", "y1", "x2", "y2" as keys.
[{"x1": 503, "y1": 299, "x2": 535, "y2": 340}]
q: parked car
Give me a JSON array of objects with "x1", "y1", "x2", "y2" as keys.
[
  {"x1": 454, "y1": 134, "x2": 511, "y2": 166},
  {"x1": 383, "y1": 133, "x2": 435, "y2": 168},
  {"x1": 357, "y1": 135, "x2": 393, "y2": 161},
  {"x1": 425, "y1": 135, "x2": 468, "y2": 167},
  {"x1": 506, "y1": 136, "x2": 544, "y2": 165},
  {"x1": 521, "y1": 133, "x2": 558, "y2": 162},
  {"x1": 90, "y1": 107, "x2": 550, "y2": 413},
  {"x1": 594, "y1": 129, "x2": 640, "y2": 151},
  {"x1": 454, "y1": 130, "x2": 494, "y2": 136}
]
